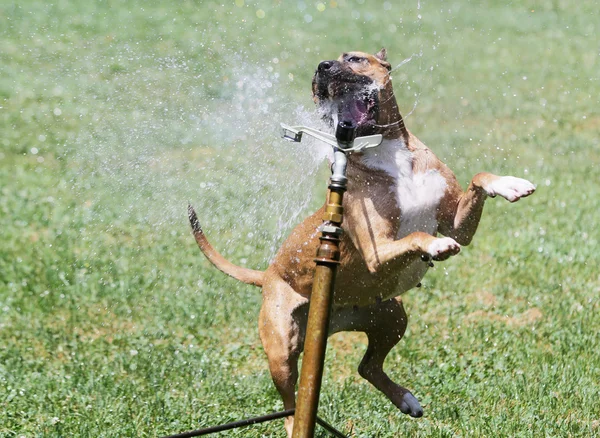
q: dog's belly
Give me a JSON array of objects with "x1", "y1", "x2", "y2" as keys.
[{"x1": 333, "y1": 252, "x2": 429, "y2": 308}]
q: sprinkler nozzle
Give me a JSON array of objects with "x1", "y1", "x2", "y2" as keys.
[
  {"x1": 335, "y1": 120, "x2": 357, "y2": 149},
  {"x1": 281, "y1": 126, "x2": 303, "y2": 142}
]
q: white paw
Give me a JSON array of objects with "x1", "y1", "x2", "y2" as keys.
[
  {"x1": 426, "y1": 237, "x2": 461, "y2": 261},
  {"x1": 485, "y1": 176, "x2": 536, "y2": 203}
]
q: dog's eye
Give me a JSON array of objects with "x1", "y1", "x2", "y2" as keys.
[{"x1": 348, "y1": 56, "x2": 364, "y2": 63}]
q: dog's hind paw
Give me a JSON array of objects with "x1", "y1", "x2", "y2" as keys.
[
  {"x1": 485, "y1": 176, "x2": 536, "y2": 203},
  {"x1": 400, "y1": 392, "x2": 423, "y2": 418},
  {"x1": 426, "y1": 237, "x2": 461, "y2": 261}
]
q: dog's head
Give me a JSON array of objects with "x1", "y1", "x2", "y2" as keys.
[{"x1": 312, "y1": 48, "x2": 405, "y2": 138}]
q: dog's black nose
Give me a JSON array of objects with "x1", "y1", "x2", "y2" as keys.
[{"x1": 318, "y1": 60, "x2": 333, "y2": 72}]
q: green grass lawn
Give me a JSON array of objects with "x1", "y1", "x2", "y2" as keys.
[{"x1": 1, "y1": 0, "x2": 599, "y2": 436}]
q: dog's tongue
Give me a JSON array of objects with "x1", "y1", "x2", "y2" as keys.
[{"x1": 339, "y1": 98, "x2": 368, "y2": 125}]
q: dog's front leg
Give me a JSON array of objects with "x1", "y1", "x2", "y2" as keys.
[
  {"x1": 344, "y1": 204, "x2": 462, "y2": 273},
  {"x1": 360, "y1": 232, "x2": 461, "y2": 273},
  {"x1": 441, "y1": 172, "x2": 536, "y2": 245}
]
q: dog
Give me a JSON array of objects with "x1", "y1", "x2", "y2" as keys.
[{"x1": 188, "y1": 48, "x2": 535, "y2": 436}]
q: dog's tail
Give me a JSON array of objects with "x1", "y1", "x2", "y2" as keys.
[{"x1": 188, "y1": 205, "x2": 265, "y2": 287}]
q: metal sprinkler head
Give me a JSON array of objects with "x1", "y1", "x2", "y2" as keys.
[{"x1": 280, "y1": 122, "x2": 383, "y2": 153}]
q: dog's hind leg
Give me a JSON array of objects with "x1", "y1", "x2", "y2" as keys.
[
  {"x1": 258, "y1": 278, "x2": 308, "y2": 437},
  {"x1": 351, "y1": 297, "x2": 424, "y2": 418}
]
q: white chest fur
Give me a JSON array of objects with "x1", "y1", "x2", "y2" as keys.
[{"x1": 362, "y1": 139, "x2": 447, "y2": 239}]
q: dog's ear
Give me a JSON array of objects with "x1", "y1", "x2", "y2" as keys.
[
  {"x1": 375, "y1": 48, "x2": 387, "y2": 61},
  {"x1": 375, "y1": 48, "x2": 391, "y2": 71}
]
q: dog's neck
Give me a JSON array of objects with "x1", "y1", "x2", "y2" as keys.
[{"x1": 356, "y1": 138, "x2": 412, "y2": 175}]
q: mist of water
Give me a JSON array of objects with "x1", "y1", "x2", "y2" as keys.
[{"x1": 68, "y1": 48, "x2": 331, "y2": 265}]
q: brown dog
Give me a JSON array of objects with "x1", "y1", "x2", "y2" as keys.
[{"x1": 189, "y1": 49, "x2": 535, "y2": 436}]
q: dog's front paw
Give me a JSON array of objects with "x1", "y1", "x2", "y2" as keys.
[
  {"x1": 426, "y1": 237, "x2": 461, "y2": 261},
  {"x1": 485, "y1": 176, "x2": 536, "y2": 202}
]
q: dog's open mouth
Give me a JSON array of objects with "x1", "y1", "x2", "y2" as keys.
[
  {"x1": 336, "y1": 93, "x2": 377, "y2": 127},
  {"x1": 316, "y1": 84, "x2": 379, "y2": 134}
]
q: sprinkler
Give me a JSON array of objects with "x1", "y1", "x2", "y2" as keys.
[{"x1": 281, "y1": 121, "x2": 382, "y2": 438}]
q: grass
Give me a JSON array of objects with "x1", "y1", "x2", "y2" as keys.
[{"x1": 1, "y1": 0, "x2": 599, "y2": 436}]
